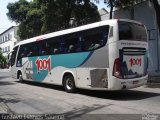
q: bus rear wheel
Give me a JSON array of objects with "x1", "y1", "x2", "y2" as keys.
[{"x1": 63, "y1": 74, "x2": 76, "y2": 93}]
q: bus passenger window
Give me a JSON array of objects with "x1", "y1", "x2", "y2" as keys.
[
  {"x1": 41, "y1": 50, "x2": 46, "y2": 55},
  {"x1": 64, "y1": 33, "x2": 79, "y2": 53},
  {"x1": 53, "y1": 48, "x2": 59, "y2": 54},
  {"x1": 38, "y1": 42, "x2": 47, "y2": 56},
  {"x1": 84, "y1": 36, "x2": 101, "y2": 51},
  {"x1": 77, "y1": 37, "x2": 85, "y2": 52},
  {"x1": 33, "y1": 45, "x2": 39, "y2": 56},
  {"x1": 47, "y1": 37, "x2": 60, "y2": 55},
  {"x1": 89, "y1": 43, "x2": 100, "y2": 50},
  {"x1": 68, "y1": 45, "x2": 75, "y2": 53},
  {"x1": 18, "y1": 47, "x2": 28, "y2": 59},
  {"x1": 27, "y1": 51, "x2": 33, "y2": 57},
  {"x1": 83, "y1": 26, "x2": 109, "y2": 51}
]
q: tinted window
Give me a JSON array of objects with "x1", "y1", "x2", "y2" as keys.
[
  {"x1": 119, "y1": 21, "x2": 147, "y2": 41},
  {"x1": 18, "y1": 43, "x2": 36, "y2": 59},
  {"x1": 16, "y1": 25, "x2": 109, "y2": 58},
  {"x1": 82, "y1": 26, "x2": 109, "y2": 51},
  {"x1": 11, "y1": 46, "x2": 18, "y2": 67},
  {"x1": 64, "y1": 32, "x2": 80, "y2": 53},
  {"x1": 46, "y1": 37, "x2": 61, "y2": 54}
]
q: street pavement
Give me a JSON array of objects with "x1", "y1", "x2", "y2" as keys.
[{"x1": 0, "y1": 70, "x2": 160, "y2": 120}]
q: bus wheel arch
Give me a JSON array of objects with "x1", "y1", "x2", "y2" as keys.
[
  {"x1": 62, "y1": 72, "x2": 76, "y2": 93},
  {"x1": 17, "y1": 70, "x2": 23, "y2": 81}
]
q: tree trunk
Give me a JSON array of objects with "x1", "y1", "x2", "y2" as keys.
[{"x1": 109, "y1": 0, "x2": 113, "y2": 19}]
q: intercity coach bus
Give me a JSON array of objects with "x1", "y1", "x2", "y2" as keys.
[{"x1": 10, "y1": 19, "x2": 148, "y2": 92}]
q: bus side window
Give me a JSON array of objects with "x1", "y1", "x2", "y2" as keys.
[
  {"x1": 64, "y1": 32, "x2": 79, "y2": 53},
  {"x1": 68, "y1": 44, "x2": 75, "y2": 53},
  {"x1": 45, "y1": 42, "x2": 51, "y2": 55},
  {"x1": 27, "y1": 51, "x2": 33, "y2": 57},
  {"x1": 21, "y1": 48, "x2": 27, "y2": 57},
  {"x1": 47, "y1": 37, "x2": 60, "y2": 55},
  {"x1": 32, "y1": 44, "x2": 39, "y2": 56},
  {"x1": 83, "y1": 31, "x2": 101, "y2": 51},
  {"x1": 59, "y1": 38, "x2": 65, "y2": 54},
  {"x1": 83, "y1": 26, "x2": 109, "y2": 51},
  {"x1": 77, "y1": 36, "x2": 85, "y2": 52},
  {"x1": 37, "y1": 41, "x2": 46, "y2": 56},
  {"x1": 102, "y1": 31, "x2": 108, "y2": 45}
]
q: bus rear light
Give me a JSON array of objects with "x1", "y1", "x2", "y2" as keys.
[{"x1": 113, "y1": 58, "x2": 123, "y2": 79}]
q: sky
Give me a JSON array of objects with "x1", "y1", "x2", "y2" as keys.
[{"x1": 0, "y1": 0, "x2": 107, "y2": 34}]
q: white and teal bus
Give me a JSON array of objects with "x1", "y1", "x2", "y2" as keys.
[{"x1": 10, "y1": 19, "x2": 148, "y2": 92}]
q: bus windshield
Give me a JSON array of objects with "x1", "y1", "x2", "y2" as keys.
[
  {"x1": 118, "y1": 21, "x2": 147, "y2": 41},
  {"x1": 10, "y1": 46, "x2": 18, "y2": 67}
]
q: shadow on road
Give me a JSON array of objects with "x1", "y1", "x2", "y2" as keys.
[
  {"x1": 77, "y1": 89, "x2": 160, "y2": 101},
  {"x1": 0, "y1": 94, "x2": 19, "y2": 114},
  {"x1": 0, "y1": 76, "x2": 10, "y2": 79},
  {"x1": 0, "y1": 96, "x2": 20, "y2": 104},
  {"x1": 17, "y1": 80, "x2": 160, "y2": 101},
  {"x1": 17, "y1": 80, "x2": 64, "y2": 91},
  {"x1": 63, "y1": 104, "x2": 108, "y2": 120},
  {"x1": 0, "y1": 81, "x2": 16, "y2": 86},
  {"x1": 62, "y1": 104, "x2": 141, "y2": 120}
]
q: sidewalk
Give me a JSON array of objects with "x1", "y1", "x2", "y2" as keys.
[
  {"x1": 146, "y1": 75, "x2": 160, "y2": 88},
  {"x1": 0, "y1": 68, "x2": 10, "y2": 73},
  {"x1": 148, "y1": 72, "x2": 160, "y2": 83},
  {"x1": 148, "y1": 76, "x2": 160, "y2": 83}
]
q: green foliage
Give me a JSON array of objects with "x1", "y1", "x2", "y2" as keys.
[
  {"x1": 0, "y1": 48, "x2": 7, "y2": 68},
  {"x1": 7, "y1": 0, "x2": 30, "y2": 23},
  {"x1": 7, "y1": 0, "x2": 100, "y2": 40}
]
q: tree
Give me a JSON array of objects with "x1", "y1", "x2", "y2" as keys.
[
  {"x1": 0, "y1": 48, "x2": 7, "y2": 68},
  {"x1": 7, "y1": 0, "x2": 100, "y2": 40}
]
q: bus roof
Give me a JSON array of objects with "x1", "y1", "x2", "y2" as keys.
[{"x1": 15, "y1": 19, "x2": 143, "y2": 47}]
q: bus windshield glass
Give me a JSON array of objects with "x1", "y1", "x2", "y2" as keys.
[{"x1": 118, "y1": 21, "x2": 147, "y2": 41}]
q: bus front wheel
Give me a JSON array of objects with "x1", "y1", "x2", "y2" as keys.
[
  {"x1": 17, "y1": 71, "x2": 23, "y2": 82},
  {"x1": 63, "y1": 74, "x2": 76, "y2": 93}
]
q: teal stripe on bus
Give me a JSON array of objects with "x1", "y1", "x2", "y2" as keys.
[{"x1": 29, "y1": 52, "x2": 93, "y2": 82}]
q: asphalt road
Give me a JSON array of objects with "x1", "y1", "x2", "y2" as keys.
[{"x1": 0, "y1": 71, "x2": 160, "y2": 120}]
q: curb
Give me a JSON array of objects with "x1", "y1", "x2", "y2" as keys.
[
  {"x1": 145, "y1": 82, "x2": 160, "y2": 88},
  {"x1": 0, "y1": 69, "x2": 10, "y2": 72}
]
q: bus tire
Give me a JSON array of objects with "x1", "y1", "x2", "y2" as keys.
[
  {"x1": 63, "y1": 74, "x2": 76, "y2": 93},
  {"x1": 17, "y1": 71, "x2": 23, "y2": 82}
]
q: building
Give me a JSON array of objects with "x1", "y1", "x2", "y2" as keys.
[
  {"x1": 98, "y1": 8, "x2": 109, "y2": 21},
  {"x1": 99, "y1": 0, "x2": 160, "y2": 77},
  {"x1": 0, "y1": 26, "x2": 20, "y2": 59}
]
